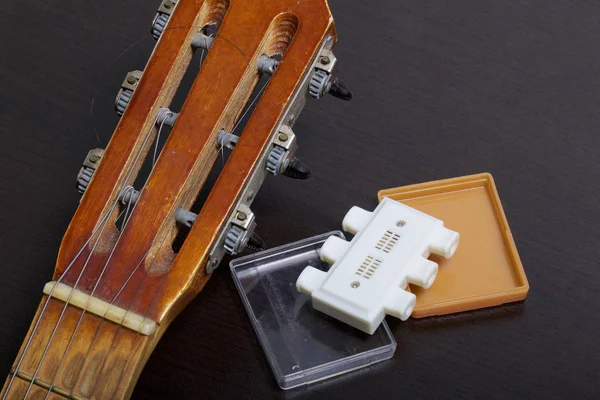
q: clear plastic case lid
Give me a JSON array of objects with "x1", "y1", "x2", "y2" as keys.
[{"x1": 230, "y1": 231, "x2": 396, "y2": 390}]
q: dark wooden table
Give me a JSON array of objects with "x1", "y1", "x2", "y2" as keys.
[{"x1": 1, "y1": 0, "x2": 598, "y2": 398}]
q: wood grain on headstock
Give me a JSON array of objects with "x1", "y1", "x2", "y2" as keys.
[{"x1": 3, "y1": 0, "x2": 336, "y2": 398}]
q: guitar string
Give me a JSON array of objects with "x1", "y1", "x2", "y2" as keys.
[
  {"x1": 91, "y1": 35, "x2": 150, "y2": 147},
  {"x1": 219, "y1": 70, "x2": 271, "y2": 167},
  {"x1": 64, "y1": 40, "x2": 209, "y2": 397},
  {"x1": 16, "y1": 109, "x2": 166, "y2": 398},
  {"x1": 103, "y1": 43, "x2": 270, "y2": 398},
  {"x1": 31, "y1": 113, "x2": 167, "y2": 399},
  {"x1": 1, "y1": 202, "x2": 119, "y2": 400},
  {"x1": 41, "y1": 193, "x2": 138, "y2": 399},
  {"x1": 105, "y1": 72, "x2": 274, "y2": 400},
  {"x1": 106, "y1": 250, "x2": 174, "y2": 400},
  {"x1": 49, "y1": 117, "x2": 170, "y2": 400},
  {"x1": 44, "y1": 31, "x2": 208, "y2": 397},
  {"x1": 86, "y1": 45, "x2": 214, "y2": 398},
  {"x1": 3, "y1": 26, "x2": 179, "y2": 399},
  {"x1": 94, "y1": 224, "x2": 178, "y2": 400},
  {"x1": 63, "y1": 245, "x2": 152, "y2": 399},
  {"x1": 21, "y1": 198, "x2": 126, "y2": 400},
  {"x1": 10, "y1": 24, "x2": 253, "y2": 397}
]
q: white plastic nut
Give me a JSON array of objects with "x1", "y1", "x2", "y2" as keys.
[{"x1": 296, "y1": 197, "x2": 460, "y2": 334}]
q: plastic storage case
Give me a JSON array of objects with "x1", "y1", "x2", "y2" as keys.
[
  {"x1": 230, "y1": 232, "x2": 396, "y2": 390},
  {"x1": 379, "y1": 173, "x2": 529, "y2": 317}
]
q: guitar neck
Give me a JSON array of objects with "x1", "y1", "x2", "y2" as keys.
[{"x1": 2, "y1": 297, "x2": 164, "y2": 399}]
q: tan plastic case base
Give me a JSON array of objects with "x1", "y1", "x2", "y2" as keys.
[{"x1": 378, "y1": 173, "x2": 529, "y2": 318}]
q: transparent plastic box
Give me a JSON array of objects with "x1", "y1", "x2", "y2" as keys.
[{"x1": 230, "y1": 231, "x2": 396, "y2": 390}]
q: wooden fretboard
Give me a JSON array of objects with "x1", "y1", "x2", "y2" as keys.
[{"x1": 2, "y1": 297, "x2": 164, "y2": 399}]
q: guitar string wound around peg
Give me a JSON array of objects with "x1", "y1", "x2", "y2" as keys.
[
  {"x1": 156, "y1": 107, "x2": 178, "y2": 127},
  {"x1": 191, "y1": 33, "x2": 214, "y2": 51},
  {"x1": 258, "y1": 55, "x2": 280, "y2": 75},
  {"x1": 217, "y1": 129, "x2": 239, "y2": 149}
]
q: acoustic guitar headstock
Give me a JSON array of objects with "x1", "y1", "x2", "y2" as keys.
[
  {"x1": 1, "y1": 1, "x2": 355, "y2": 398},
  {"x1": 56, "y1": 0, "x2": 351, "y2": 328}
]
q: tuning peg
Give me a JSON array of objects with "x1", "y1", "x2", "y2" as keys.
[
  {"x1": 258, "y1": 55, "x2": 280, "y2": 75},
  {"x1": 151, "y1": 0, "x2": 177, "y2": 40},
  {"x1": 191, "y1": 33, "x2": 214, "y2": 51},
  {"x1": 327, "y1": 76, "x2": 352, "y2": 101},
  {"x1": 246, "y1": 232, "x2": 266, "y2": 252},
  {"x1": 76, "y1": 149, "x2": 105, "y2": 195},
  {"x1": 174, "y1": 208, "x2": 197, "y2": 228},
  {"x1": 156, "y1": 107, "x2": 178, "y2": 127},
  {"x1": 282, "y1": 157, "x2": 311, "y2": 179},
  {"x1": 307, "y1": 48, "x2": 352, "y2": 101},
  {"x1": 265, "y1": 126, "x2": 299, "y2": 176},
  {"x1": 223, "y1": 207, "x2": 256, "y2": 255},
  {"x1": 308, "y1": 70, "x2": 352, "y2": 101},
  {"x1": 151, "y1": 13, "x2": 170, "y2": 40},
  {"x1": 115, "y1": 70, "x2": 142, "y2": 116},
  {"x1": 218, "y1": 127, "x2": 308, "y2": 178}
]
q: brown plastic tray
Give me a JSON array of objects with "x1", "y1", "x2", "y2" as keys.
[{"x1": 378, "y1": 173, "x2": 529, "y2": 318}]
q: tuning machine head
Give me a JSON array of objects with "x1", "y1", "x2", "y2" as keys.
[
  {"x1": 223, "y1": 205, "x2": 257, "y2": 256},
  {"x1": 266, "y1": 126, "x2": 297, "y2": 175},
  {"x1": 76, "y1": 148, "x2": 105, "y2": 195},
  {"x1": 115, "y1": 70, "x2": 142, "y2": 116},
  {"x1": 151, "y1": 0, "x2": 178, "y2": 40},
  {"x1": 309, "y1": 49, "x2": 352, "y2": 101}
]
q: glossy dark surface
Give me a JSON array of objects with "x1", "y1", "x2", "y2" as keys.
[{"x1": 1, "y1": 0, "x2": 598, "y2": 398}]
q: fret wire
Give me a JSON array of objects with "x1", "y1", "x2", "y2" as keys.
[
  {"x1": 9, "y1": 368, "x2": 84, "y2": 400},
  {"x1": 18, "y1": 109, "x2": 165, "y2": 399}
]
